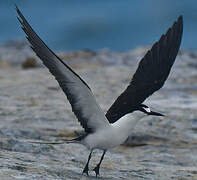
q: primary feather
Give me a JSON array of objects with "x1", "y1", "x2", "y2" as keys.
[
  {"x1": 16, "y1": 6, "x2": 110, "y2": 133},
  {"x1": 106, "y1": 16, "x2": 183, "y2": 123}
]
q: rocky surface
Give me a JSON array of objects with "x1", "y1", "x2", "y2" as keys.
[{"x1": 0, "y1": 41, "x2": 197, "y2": 179}]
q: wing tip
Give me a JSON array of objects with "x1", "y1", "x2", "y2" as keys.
[
  {"x1": 178, "y1": 15, "x2": 183, "y2": 23},
  {"x1": 14, "y1": 3, "x2": 18, "y2": 10},
  {"x1": 15, "y1": 4, "x2": 21, "y2": 16},
  {"x1": 172, "y1": 15, "x2": 183, "y2": 28},
  {"x1": 162, "y1": 15, "x2": 183, "y2": 44},
  {"x1": 175, "y1": 15, "x2": 183, "y2": 35},
  {"x1": 15, "y1": 4, "x2": 24, "y2": 25},
  {"x1": 177, "y1": 15, "x2": 183, "y2": 28}
]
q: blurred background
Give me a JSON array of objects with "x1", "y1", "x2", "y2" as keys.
[{"x1": 0, "y1": 0, "x2": 197, "y2": 51}]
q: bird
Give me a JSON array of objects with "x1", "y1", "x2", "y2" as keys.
[{"x1": 16, "y1": 5, "x2": 183, "y2": 177}]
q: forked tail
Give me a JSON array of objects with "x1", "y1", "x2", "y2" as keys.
[
  {"x1": 27, "y1": 131, "x2": 87, "y2": 145},
  {"x1": 28, "y1": 138, "x2": 79, "y2": 145}
]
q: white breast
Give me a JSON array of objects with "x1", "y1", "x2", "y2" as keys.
[{"x1": 84, "y1": 112, "x2": 147, "y2": 150}]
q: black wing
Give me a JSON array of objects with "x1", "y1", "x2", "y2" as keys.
[
  {"x1": 16, "y1": 6, "x2": 110, "y2": 133},
  {"x1": 106, "y1": 16, "x2": 183, "y2": 123}
]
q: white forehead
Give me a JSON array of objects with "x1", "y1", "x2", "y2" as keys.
[{"x1": 144, "y1": 106, "x2": 151, "y2": 113}]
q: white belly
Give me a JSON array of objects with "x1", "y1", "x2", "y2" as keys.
[
  {"x1": 84, "y1": 126, "x2": 128, "y2": 150},
  {"x1": 83, "y1": 112, "x2": 147, "y2": 150}
]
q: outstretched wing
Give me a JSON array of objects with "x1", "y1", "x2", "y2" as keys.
[
  {"x1": 106, "y1": 16, "x2": 183, "y2": 123},
  {"x1": 16, "y1": 6, "x2": 110, "y2": 133}
]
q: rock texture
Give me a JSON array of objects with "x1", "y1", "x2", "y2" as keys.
[{"x1": 0, "y1": 41, "x2": 197, "y2": 179}]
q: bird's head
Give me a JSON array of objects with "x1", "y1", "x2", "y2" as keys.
[{"x1": 138, "y1": 104, "x2": 164, "y2": 116}]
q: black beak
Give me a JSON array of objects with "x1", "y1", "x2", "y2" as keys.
[{"x1": 149, "y1": 111, "x2": 165, "y2": 116}]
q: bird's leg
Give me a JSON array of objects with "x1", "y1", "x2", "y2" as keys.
[
  {"x1": 82, "y1": 150, "x2": 93, "y2": 176},
  {"x1": 93, "y1": 150, "x2": 106, "y2": 177}
]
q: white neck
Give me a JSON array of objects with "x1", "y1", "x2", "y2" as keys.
[{"x1": 112, "y1": 112, "x2": 146, "y2": 135}]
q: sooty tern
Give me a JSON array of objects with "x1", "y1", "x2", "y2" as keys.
[{"x1": 16, "y1": 6, "x2": 183, "y2": 177}]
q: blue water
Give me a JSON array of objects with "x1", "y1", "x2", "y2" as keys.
[{"x1": 0, "y1": 1, "x2": 197, "y2": 51}]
